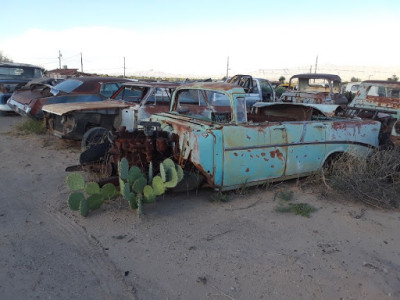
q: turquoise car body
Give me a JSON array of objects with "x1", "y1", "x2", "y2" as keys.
[{"x1": 147, "y1": 82, "x2": 380, "y2": 191}]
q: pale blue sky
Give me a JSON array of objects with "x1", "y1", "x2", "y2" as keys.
[{"x1": 1, "y1": 0, "x2": 399, "y2": 77}]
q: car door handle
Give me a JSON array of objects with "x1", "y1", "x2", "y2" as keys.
[
  {"x1": 273, "y1": 127, "x2": 285, "y2": 130},
  {"x1": 313, "y1": 125, "x2": 325, "y2": 128}
]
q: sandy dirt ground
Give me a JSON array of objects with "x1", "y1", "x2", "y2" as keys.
[{"x1": 0, "y1": 115, "x2": 400, "y2": 300}]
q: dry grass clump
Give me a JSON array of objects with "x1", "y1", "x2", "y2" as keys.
[
  {"x1": 15, "y1": 118, "x2": 46, "y2": 135},
  {"x1": 325, "y1": 150, "x2": 400, "y2": 208}
]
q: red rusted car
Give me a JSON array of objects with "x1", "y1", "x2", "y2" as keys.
[{"x1": 7, "y1": 76, "x2": 128, "y2": 119}]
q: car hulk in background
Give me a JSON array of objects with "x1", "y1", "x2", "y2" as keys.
[
  {"x1": 80, "y1": 82, "x2": 381, "y2": 191},
  {"x1": 7, "y1": 76, "x2": 128, "y2": 119},
  {"x1": 226, "y1": 74, "x2": 276, "y2": 107},
  {"x1": 279, "y1": 73, "x2": 348, "y2": 106},
  {"x1": 346, "y1": 80, "x2": 400, "y2": 147},
  {"x1": 0, "y1": 62, "x2": 44, "y2": 114}
]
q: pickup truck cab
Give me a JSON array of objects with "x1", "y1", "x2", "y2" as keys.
[
  {"x1": 84, "y1": 82, "x2": 380, "y2": 191},
  {"x1": 226, "y1": 74, "x2": 276, "y2": 108}
]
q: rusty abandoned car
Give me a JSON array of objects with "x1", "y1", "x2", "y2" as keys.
[
  {"x1": 226, "y1": 74, "x2": 276, "y2": 107},
  {"x1": 42, "y1": 81, "x2": 180, "y2": 152},
  {"x1": 346, "y1": 80, "x2": 400, "y2": 147},
  {"x1": 279, "y1": 73, "x2": 348, "y2": 106},
  {"x1": 79, "y1": 82, "x2": 381, "y2": 191},
  {"x1": 7, "y1": 76, "x2": 128, "y2": 119},
  {"x1": 0, "y1": 62, "x2": 44, "y2": 114}
]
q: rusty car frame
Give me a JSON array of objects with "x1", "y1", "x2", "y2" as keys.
[
  {"x1": 279, "y1": 73, "x2": 348, "y2": 106},
  {"x1": 42, "y1": 81, "x2": 180, "y2": 144},
  {"x1": 345, "y1": 80, "x2": 400, "y2": 147},
  {"x1": 79, "y1": 82, "x2": 381, "y2": 192}
]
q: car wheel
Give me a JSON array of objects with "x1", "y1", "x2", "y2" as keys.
[{"x1": 81, "y1": 127, "x2": 109, "y2": 151}]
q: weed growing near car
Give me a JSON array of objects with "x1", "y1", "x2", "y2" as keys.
[
  {"x1": 274, "y1": 188, "x2": 317, "y2": 218},
  {"x1": 15, "y1": 118, "x2": 46, "y2": 134}
]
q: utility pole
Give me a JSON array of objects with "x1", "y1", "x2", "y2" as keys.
[
  {"x1": 58, "y1": 50, "x2": 62, "y2": 69},
  {"x1": 310, "y1": 65, "x2": 312, "y2": 73},
  {"x1": 80, "y1": 52, "x2": 83, "y2": 72},
  {"x1": 123, "y1": 57, "x2": 126, "y2": 78},
  {"x1": 226, "y1": 56, "x2": 230, "y2": 79},
  {"x1": 314, "y1": 55, "x2": 318, "y2": 74}
]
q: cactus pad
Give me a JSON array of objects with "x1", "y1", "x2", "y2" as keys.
[
  {"x1": 162, "y1": 158, "x2": 175, "y2": 170},
  {"x1": 79, "y1": 198, "x2": 88, "y2": 217},
  {"x1": 67, "y1": 173, "x2": 85, "y2": 191},
  {"x1": 132, "y1": 176, "x2": 147, "y2": 194},
  {"x1": 128, "y1": 194, "x2": 137, "y2": 209},
  {"x1": 152, "y1": 176, "x2": 166, "y2": 196},
  {"x1": 128, "y1": 166, "x2": 143, "y2": 185},
  {"x1": 85, "y1": 182, "x2": 101, "y2": 195},
  {"x1": 101, "y1": 183, "x2": 118, "y2": 199},
  {"x1": 122, "y1": 182, "x2": 131, "y2": 200},
  {"x1": 68, "y1": 192, "x2": 84, "y2": 211},
  {"x1": 137, "y1": 194, "x2": 143, "y2": 216},
  {"x1": 118, "y1": 157, "x2": 129, "y2": 180},
  {"x1": 143, "y1": 185, "x2": 156, "y2": 203},
  {"x1": 164, "y1": 167, "x2": 178, "y2": 188},
  {"x1": 87, "y1": 194, "x2": 104, "y2": 210}
]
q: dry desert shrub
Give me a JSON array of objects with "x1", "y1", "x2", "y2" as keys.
[{"x1": 324, "y1": 149, "x2": 400, "y2": 208}]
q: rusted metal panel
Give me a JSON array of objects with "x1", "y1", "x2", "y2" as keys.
[
  {"x1": 43, "y1": 101, "x2": 130, "y2": 115},
  {"x1": 347, "y1": 81, "x2": 400, "y2": 147},
  {"x1": 350, "y1": 81, "x2": 400, "y2": 113}
]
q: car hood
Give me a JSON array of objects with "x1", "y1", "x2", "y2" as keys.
[
  {"x1": 8, "y1": 88, "x2": 49, "y2": 105},
  {"x1": 42, "y1": 100, "x2": 133, "y2": 116}
]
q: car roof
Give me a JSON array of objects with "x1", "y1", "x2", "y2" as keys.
[
  {"x1": 290, "y1": 73, "x2": 342, "y2": 82},
  {"x1": 64, "y1": 76, "x2": 129, "y2": 83},
  {"x1": 121, "y1": 81, "x2": 180, "y2": 88},
  {"x1": 0, "y1": 62, "x2": 44, "y2": 70},
  {"x1": 176, "y1": 81, "x2": 245, "y2": 93}
]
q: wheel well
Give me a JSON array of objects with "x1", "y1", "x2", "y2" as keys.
[{"x1": 323, "y1": 151, "x2": 345, "y2": 168}]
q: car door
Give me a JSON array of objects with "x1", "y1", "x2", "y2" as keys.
[
  {"x1": 284, "y1": 122, "x2": 326, "y2": 176},
  {"x1": 221, "y1": 122, "x2": 287, "y2": 188}
]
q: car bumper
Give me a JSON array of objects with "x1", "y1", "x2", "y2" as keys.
[
  {"x1": 0, "y1": 103, "x2": 13, "y2": 112},
  {"x1": 7, "y1": 98, "x2": 32, "y2": 117}
]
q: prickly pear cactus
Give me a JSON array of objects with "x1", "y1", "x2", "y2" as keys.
[
  {"x1": 68, "y1": 192, "x2": 84, "y2": 211},
  {"x1": 100, "y1": 183, "x2": 118, "y2": 199},
  {"x1": 143, "y1": 185, "x2": 156, "y2": 203},
  {"x1": 128, "y1": 166, "x2": 142, "y2": 185},
  {"x1": 164, "y1": 167, "x2": 178, "y2": 188},
  {"x1": 117, "y1": 157, "x2": 185, "y2": 216},
  {"x1": 87, "y1": 194, "x2": 104, "y2": 210},
  {"x1": 118, "y1": 157, "x2": 129, "y2": 180},
  {"x1": 152, "y1": 176, "x2": 166, "y2": 196},
  {"x1": 66, "y1": 172, "x2": 118, "y2": 217},
  {"x1": 132, "y1": 177, "x2": 147, "y2": 194},
  {"x1": 85, "y1": 182, "x2": 101, "y2": 195},
  {"x1": 79, "y1": 198, "x2": 88, "y2": 217},
  {"x1": 67, "y1": 173, "x2": 85, "y2": 191}
]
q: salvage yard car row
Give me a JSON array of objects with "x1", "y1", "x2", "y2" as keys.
[{"x1": 1, "y1": 62, "x2": 400, "y2": 192}]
